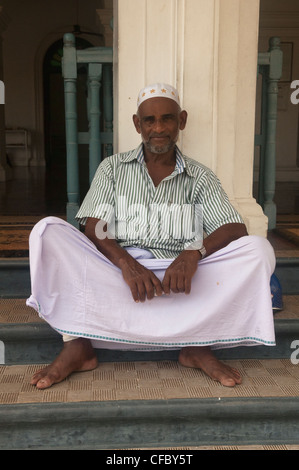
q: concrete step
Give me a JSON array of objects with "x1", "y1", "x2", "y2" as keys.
[
  {"x1": 1, "y1": 255, "x2": 299, "y2": 299},
  {"x1": 1, "y1": 359, "x2": 299, "y2": 449},
  {"x1": 2, "y1": 318, "x2": 299, "y2": 366}
]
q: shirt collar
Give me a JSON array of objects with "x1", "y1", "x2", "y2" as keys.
[{"x1": 120, "y1": 143, "x2": 193, "y2": 177}]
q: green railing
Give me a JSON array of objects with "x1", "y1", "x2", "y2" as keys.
[
  {"x1": 255, "y1": 37, "x2": 283, "y2": 230},
  {"x1": 62, "y1": 33, "x2": 113, "y2": 227}
]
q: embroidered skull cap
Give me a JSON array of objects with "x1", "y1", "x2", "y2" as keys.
[{"x1": 137, "y1": 83, "x2": 180, "y2": 109}]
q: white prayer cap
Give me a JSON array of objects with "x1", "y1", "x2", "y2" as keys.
[{"x1": 137, "y1": 83, "x2": 180, "y2": 109}]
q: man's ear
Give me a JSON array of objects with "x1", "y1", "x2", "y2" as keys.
[
  {"x1": 133, "y1": 114, "x2": 141, "y2": 134},
  {"x1": 179, "y1": 110, "x2": 188, "y2": 131}
]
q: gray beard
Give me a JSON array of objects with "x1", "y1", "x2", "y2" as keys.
[
  {"x1": 144, "y1": 142, "x2": 174, "y2": 154},
  {"x1": 143, "y1": 136, "x2": 178, "y2": 154}
]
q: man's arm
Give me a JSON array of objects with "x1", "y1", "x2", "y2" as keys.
[
  {"x1": 162, "y1": 223, "x2": 248, "y2": 295},
  {"x1": 200, "y1": 222, "x2": 248, "y2": 257},
  {"x1": 84, "y1": 217, "x2": 164, "y2": 302}
]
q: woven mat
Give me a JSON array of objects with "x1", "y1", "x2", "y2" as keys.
[
  {"x1": 0, "y1": 216, "x2": 66, "y2": 257},
  {"x1": 0, "y1": 217, "x2": 39, "y2": 257},
  {"x1": 0, "y1": 225, "x2": 31, "y2": 257},
  {"x1": 1, "y1": 358, "x2": 299, "y2": 405}
]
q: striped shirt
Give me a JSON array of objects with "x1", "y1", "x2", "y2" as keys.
[{"x1": 76, "y1": 144, "x2": 243, "y2": 259}]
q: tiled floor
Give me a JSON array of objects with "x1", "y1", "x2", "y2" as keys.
[{"x1": 0, "y1": 166, "x2": 67, "y2": 217}]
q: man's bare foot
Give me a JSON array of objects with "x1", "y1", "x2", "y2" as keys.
[
  {"x1": 179, "y1": 346, "x2": 242, "y2": 387},
  {"x1": 31, "y1": 338, "x2": 98, "y2": 389}
]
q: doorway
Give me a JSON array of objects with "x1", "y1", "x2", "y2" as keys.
[{"x1": 42, "y1": 37, "x2": 93, "y2": 214}]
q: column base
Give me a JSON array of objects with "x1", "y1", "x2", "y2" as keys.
[{"x1": 232, "y1": 197, "x2": 268, "y2": 237}]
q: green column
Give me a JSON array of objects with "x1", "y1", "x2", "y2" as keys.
[
  {"x1": 88, "y1": 63, "x2": 102, "y2": 183},
  {"x1": 103, "y1": 64, "x2": 113, "y2": 158},
  {"x1": 263, "y1": 37, "x2": 283, "y2": 230},
  {"x1": 62, "y1": 33, "x2": 80, "y2": 227}
]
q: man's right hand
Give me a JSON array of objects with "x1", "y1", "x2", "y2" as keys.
[
  {"x1": 119, "y1": 257, "x2": 164, "y2": 303},
  {"x1": 85, "y1": 217, "x2": 164, "y2": 303}
]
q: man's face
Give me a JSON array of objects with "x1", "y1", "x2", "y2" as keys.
[{"x1": 133, "y1": 97, "x2": 187, "y2": 155}]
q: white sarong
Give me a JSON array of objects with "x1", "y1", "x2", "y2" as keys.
[{"x1": 26, "y1": 217, "x2": 276, "y2": 351}]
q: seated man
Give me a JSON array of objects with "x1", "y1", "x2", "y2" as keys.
[{"x1": 27, "y1": 83, "x2": 276, "y2": 389}]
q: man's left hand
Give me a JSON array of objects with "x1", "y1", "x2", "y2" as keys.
[{"x1": 162, "y1": 250, "x2": 200, "y2": 295}]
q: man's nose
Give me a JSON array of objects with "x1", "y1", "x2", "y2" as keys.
[{"x1": 152, "y1": 118, "x2": 165, "y2": 132}]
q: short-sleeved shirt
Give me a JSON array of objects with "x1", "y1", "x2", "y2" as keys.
[{"x1": 76, "y1": 144, "x2": 243, "y2": 259}]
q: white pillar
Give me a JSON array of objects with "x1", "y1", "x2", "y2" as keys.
[
  {"x1": 113, "y1": 0, "x2": 268, "y2": 236},
  {"x1": 215, "y1": 0, "x2": 267, "y2": 236},
  {"x1": 113, "y1": 0, "x2": 182, "y2": 152}
]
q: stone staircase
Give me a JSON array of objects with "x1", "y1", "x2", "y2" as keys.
[{"x1": 1, "y1": 224, "x2": 299, "y2": 450}]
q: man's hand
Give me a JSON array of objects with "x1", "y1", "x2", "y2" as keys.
[
  {"x1": 85, "y1": 217, "x2": 247, "y2": 302},
  {"x1": 85, "y1": 217, "x2": 163, "y2": 303},
  {"x1": 162, "y1": 250, "x2": 200, "y2": 295},
  {"x1": 119, "y1": 257, "x2": 164, "y2": 303}
]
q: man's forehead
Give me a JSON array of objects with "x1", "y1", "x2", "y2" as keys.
[{"x1": 138, "y1": 96, "x2": 180, "y2": 116}]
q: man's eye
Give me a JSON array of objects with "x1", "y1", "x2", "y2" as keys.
[
  {"x1": 163, "y1": 115, "x2": 174, "y2": 122},
  {"x1": 143, "y1": 117, "x2": 155, "y2": 125},
  {"x1": 142, "y1": 115, "x2": 175, "y2": 125}
]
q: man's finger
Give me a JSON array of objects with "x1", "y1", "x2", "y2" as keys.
[
  {"x1": 161, "y1": 272, "x2": 171, "y2": 295},
  {"x1": 184, "y1": 277, "x2": 192, "y2": 295},
  {"x1": 136, "y1": 280, "x2": 146, "y2": 302},
  {"x1": 130, "y1": 283, "x2": 140, "y2": 303},
  {"x1": 170, "y1": 273, "x2": 179, "y2": 293},
  {"x1": 144, "y1": 279, "x2": 155, "y2": 300},
  {"x1": 151, "y1": 275, "x2": 163, "y2": 297},
  {"x1": 177, "y1": 273, "x2": 185, "y2": 293}
]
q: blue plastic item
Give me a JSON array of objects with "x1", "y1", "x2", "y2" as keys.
[{"x1": 271, "y1": 273, "x2": 283, "y2": 311}]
